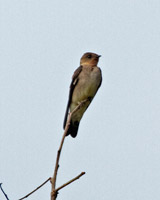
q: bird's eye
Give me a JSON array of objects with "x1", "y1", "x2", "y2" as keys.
[{"x1": 87, "y1": 54, "x2": 92, "y2": 59}]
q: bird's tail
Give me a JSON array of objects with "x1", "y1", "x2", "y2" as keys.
[{"x1": 66, "y1": 121, "x2": 79, "y2": 138}]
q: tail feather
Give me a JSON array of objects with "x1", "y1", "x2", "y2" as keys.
[{"x1": 66, "y1": 121, "x2": 79, "y2": 138}]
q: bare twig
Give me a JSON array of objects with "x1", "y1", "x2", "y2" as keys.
[
  {"x1": 0, "y1": 183, "x2": 10, "y2": 200},
  {"x1": 56, "y1": 172, "x2": 85, "y2": 192},
  {"x1": 17, "y1": 100, "x2": 87, "y2": 200},
  {"x1": 18, "y1": 177, "x2": 51, "y2": 200},
  {"x1": 51, "y1": 99, "x2": 88, "y2": 200}
]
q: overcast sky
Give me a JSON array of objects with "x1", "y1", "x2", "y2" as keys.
[{"x1": 1, "y1": 0, "x2": 160, "y2": 200}]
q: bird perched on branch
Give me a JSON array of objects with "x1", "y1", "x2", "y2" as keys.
[{"x1": 63, "y1": 52, "x2": 102, "y2": 138}]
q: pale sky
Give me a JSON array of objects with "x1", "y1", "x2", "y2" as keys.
[{"x1": 1, "y1": 0, "x2": 160, "y2": 200}]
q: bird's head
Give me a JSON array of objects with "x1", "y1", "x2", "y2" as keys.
[{"x1": 80, "y1": 52, "x2": 101, "y2": 66}]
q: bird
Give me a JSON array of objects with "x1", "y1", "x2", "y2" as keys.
[{"x1": 63, "y1": 52, "x2": 102, "y2": 138}]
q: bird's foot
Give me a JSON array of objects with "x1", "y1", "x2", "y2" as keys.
[{"x1": 87, "y1": 96, "x2": 93, "y2": 103}]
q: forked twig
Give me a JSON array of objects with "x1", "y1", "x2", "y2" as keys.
[
  {"x1": 51, "y1": 99, "x2": 88, "y2": 200},
  {"x1": 17, "y1": 99, "x2": 87, "y2": 200}
]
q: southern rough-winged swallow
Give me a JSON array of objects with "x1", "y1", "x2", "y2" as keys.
[{"x1": 63, "y1": 52, "x2": 102, "y2": 138}]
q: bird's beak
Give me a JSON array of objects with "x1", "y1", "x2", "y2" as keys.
[{"x1": 97, "y1": 55, "x2": 101, "y2": 58}]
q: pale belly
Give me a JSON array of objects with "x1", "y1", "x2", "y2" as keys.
[{"x1": 70, "y1": 66, "x2": 101, "y2": 121}]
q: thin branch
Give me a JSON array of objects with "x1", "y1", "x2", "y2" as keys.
[
  {"x1": 17, "y1": 100, "x2": 87, "y2": 200},
  {"x1": 51, "y1": 99, "x2": 88, "y2": 200},
  {"x1": 18, "y1": 177, "x2": 51, "y2": 200},
  {"x1": 56, "y1": 172, "x2": 85, "y2": 192},
  {"x1": 0, "y1": 183, "x2": 10, "y2": 200}
]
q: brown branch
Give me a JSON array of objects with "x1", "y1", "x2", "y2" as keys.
[
  {"x1": 18, "y1": 177, "x2": 51, "y2": 200},
  {"x1": 17, "y1": 100, "x2": 87, "y2": 200},
  {"x1": 56, "y1": 172, "x2": 85, "y2": 192},
  {"x1": 0, "y1": 183, "x2": 10, "y2": 200},
  {"x1": 51, "y1": 99, "x2": 88, "y2": 200}
]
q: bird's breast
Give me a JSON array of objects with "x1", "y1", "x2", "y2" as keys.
[{"x1": 72, "y1": 66, "x2": 101, "y2": 103}]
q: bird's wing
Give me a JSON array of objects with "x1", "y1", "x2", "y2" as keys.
[
  {"x1": 63, "y1": 66, "x2": 83, "y2": 129},
  {"x1": 97, "y1": 68, "x2": 102, "y2": 91}
]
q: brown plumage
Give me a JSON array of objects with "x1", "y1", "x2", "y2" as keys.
[{"x1": 63, "y1": 52, "x2": 102, "y2": 138}]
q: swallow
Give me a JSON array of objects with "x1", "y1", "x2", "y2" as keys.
[{"x1": 63, "y1": 52, "x2": 102, "y2": 138}]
